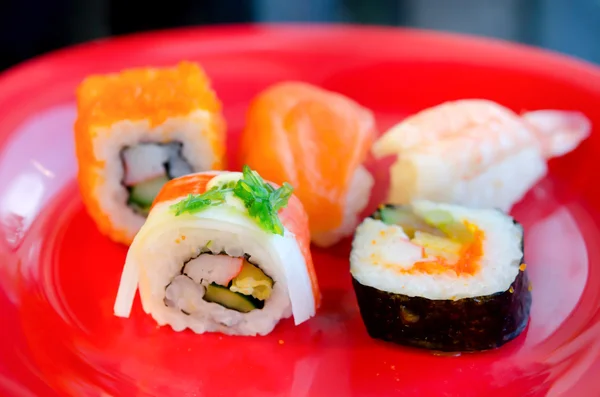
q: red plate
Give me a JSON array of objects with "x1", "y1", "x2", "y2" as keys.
[{"x1": 1, "y1": 25, "x2": 600, "y2": 397}]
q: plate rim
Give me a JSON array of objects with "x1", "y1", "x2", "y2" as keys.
[
  {"x1": 2, "y1": 22, "x2": 600, "y2": 396},
  {"x1": 1, "y1": 23, "x2": 599, "y2": 150},
  {"x1": 2, "y1": 23, "x2": 600, "y2": 84}
]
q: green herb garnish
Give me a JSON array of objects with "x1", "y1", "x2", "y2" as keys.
[
  {"x1": 170, "y1": 165, "x2": 294, "y2": 236},
  {"x1": 169, "y1": 188, "x2": 227, "y2": 216},
  {"x1": 233, "y1": 165, "x2": 294, "y2": 235}
]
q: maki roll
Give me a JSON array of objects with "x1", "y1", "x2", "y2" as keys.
[
  {"x1": 74, "y1": 61, "x2": 226, "y2": 245},
  {"x1": 350, "y1": 201, "x2": 531, "y2": 352},
  {"x1": 113, "y1": 167, "x2": 320, "y2": 336}
]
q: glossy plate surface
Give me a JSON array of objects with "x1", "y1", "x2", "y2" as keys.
[{"x1": 1, "y1": 25, "x2": 600, "y2": 397}]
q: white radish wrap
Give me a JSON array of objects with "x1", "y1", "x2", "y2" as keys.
[{"x1": 113, "y1": 172, "x2": 317, "y2": 336}]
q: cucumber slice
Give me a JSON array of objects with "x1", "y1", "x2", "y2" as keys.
[
  {"x1": 422, "y1": 209, "x2": 454, "y2": 226},
  {"x1": 128, "y1": 175, "x2": 170, "y2": 210},
  {"x1": 378, "y1": 206, "x2": 444, "y2": 238},
  {"x1": 203, "y1": 283, "x2": 259, "y2": 313},
  {"x1": 422, "y1": 210, "x2": 473, "y2": 242}
]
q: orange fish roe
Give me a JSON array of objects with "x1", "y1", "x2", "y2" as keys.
[
  {"x1": 519, "y1": 263, "x2": 527, "y2": 271},
  {"x1": 76, "y1": 61, "x2": 223, "y2": 128}
]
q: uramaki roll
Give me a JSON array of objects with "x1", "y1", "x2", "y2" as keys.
[
  {"x1": 113, "y1": 167, "x2": 321, "y2": 336},
  {"x1": 74, "y1": 61, "x2": 226, "y2": 245}
]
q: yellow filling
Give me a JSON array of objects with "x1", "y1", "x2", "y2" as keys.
[{"x1": 230, "y1": 261, "x2": 274, "y2": 300}]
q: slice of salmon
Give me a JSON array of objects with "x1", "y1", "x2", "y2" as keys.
[{"x1": 239, "y1": 82, "x2": 377, "y2": 240}]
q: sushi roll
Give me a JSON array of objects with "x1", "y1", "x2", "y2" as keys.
[
  {"x1": 350, "y1": 201, "x2": 532, "y2": 352},
  {"x1": 238, "y1": 82, "x2": 377, "y2": 248},
  {"x1": 74, "y1": 61, "x2": 226, "y2": 245},
  {"x1": 113, "y1": 166, "x2": 321, "y2": 336},
  {"x1": 372, "y1": 99, "x2": 590, "y2": 212}
]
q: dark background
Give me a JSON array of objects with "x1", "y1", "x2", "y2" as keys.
[{"x1": 0, "y1": 0, "x2": 598, "y2": 72}]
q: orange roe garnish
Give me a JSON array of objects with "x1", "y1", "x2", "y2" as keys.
[
  {"x1": 175, "y1": 239, "x2": 181, "y2": 244},
  {"x1": 519, "y1": 263, "x2": 527, "y2": 271},
  {"x1": 412, "y1": 260, "x2": 451, "y2": 274},
  {"x1": 181, "y1": 235, "x2": 186, "y2": 241},
  {"x1": 76, "y1": 61, "x2": 223, "y2": 128},
  {"x1": 509, "y1": 287, "x2": 515, "y2": 293}
]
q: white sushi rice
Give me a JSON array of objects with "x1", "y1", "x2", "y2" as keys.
[
  {"x1": 350, "y1": 201, "x2": 524, "y2": 300},
  {"x1": 90, "y1": 110, "x2": 220, "y2": 242},
  {"x1": 384, "y1": 146, "x2": 546, "y2": 213},
  {"x1": 311, "y1": 165, "x2": 374, "y2": 247},
  {"x1": 113, "y1": 173, "x2": 316, "y2": 336}
]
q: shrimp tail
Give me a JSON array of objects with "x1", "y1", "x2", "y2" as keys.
[{"x1": 522, "y1": 110, "x2": 591, "y2": 159}]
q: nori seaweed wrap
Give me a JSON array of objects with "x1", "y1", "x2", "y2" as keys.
[{"x1": 349, "y1": 201, "x2": 532, "y2": 352}]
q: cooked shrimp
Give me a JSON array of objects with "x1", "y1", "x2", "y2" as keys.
[{"x1": 372, "y1": 99, "x2": 590, "y2": 211}]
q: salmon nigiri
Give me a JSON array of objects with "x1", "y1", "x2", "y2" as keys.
[
  {"x1": 114, "y1": 167, "x2": 320, "y2": 336},
  {"x1": 239, "y1": 82, "x2": 378, "y2": 247},
  {"x1": 372, "y1": 99, "x2": 591, "y2": 211}
]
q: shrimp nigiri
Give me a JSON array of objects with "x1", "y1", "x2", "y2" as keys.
[
  {"x1": 239, "y1": 82, "x2": 378, "y2": 247},
  {"x1": 371, "y1": 99, "x2": 591, "y2": 212}
]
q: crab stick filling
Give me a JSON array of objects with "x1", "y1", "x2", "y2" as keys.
[
  {"x1": 164, "y1": 249, "x2": 275, "y2": 315},
  {"x1": 121, "y1": 142, "x2": 193, "y2": 216}
]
